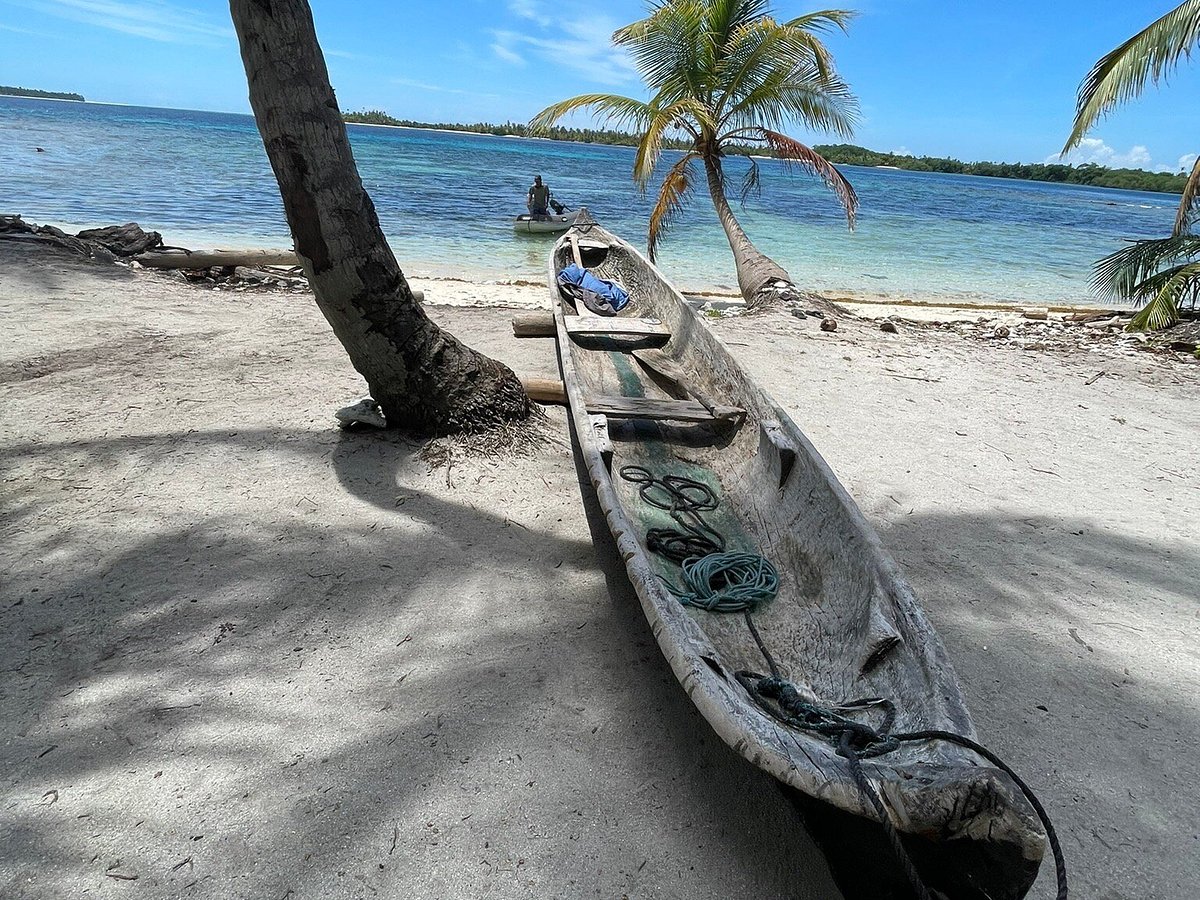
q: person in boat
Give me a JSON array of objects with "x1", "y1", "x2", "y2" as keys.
[{"x1": 527, "y1": 175, "x2": 553, "y2": 219}]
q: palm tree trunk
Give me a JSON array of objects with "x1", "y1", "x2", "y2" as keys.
[
  {"x1": 229, "y1": 0, "x2": 529, "y2": 432},
  {"x1": 702, "y1": 154, "x2": 792, "y2": 306}
]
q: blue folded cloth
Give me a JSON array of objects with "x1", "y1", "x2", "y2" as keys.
[{"x1": 557, "y1": 263, "x2": 630, "y2": 315}]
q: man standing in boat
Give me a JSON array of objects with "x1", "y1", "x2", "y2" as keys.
[{"x1": 527, "y1": 174, "x2": 553, "y2": 219}]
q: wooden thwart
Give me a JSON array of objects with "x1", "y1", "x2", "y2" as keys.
[
  {"x1": 631, "y1": 347, "x2": 725, "y2": 416},
  {"x1": 586, "y1": 395, "x2": 744, "y2": 423},
  {"x1": 564, "y1": 316, "x2": 669, "y2": 338}
]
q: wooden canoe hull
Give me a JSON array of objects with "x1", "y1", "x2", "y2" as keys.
[{"x1": 549, "y1": 215, "x2": 1047, "y2": 899}]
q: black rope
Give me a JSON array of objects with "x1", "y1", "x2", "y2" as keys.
[
  {"x1": 619, "y1": 465, "x2": 725, "y2": 563},
  {"x1": 621, "y1": 466, "x2": 1068, "y2": 899}
]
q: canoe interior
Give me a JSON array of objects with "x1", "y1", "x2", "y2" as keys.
[{"x1": 549, "y1": 222, "x2": 1048, "y2": 900}]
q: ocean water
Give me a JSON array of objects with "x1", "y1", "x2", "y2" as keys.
[{"x1": 1, "y1": 96, "x2": 1179, "y2": 305}]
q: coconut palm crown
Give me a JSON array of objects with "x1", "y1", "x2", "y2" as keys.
[
  {"x1": 529, "y1": 0, "x2": 860, "y2": 307},
  {"x1": 1065, "y1": 0, "x2": 1200, "y2": 329}
]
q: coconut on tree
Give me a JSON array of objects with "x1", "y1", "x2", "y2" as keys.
[
  {"x1": 229, "y1": 0, "x2": 531, "y2": 432},
  {"x1": 529, "y1": 0, "x2": 860, "y2": 309},
  {"x1": 1065, "y1": 0, "x2": 1200, "y2": 330}
]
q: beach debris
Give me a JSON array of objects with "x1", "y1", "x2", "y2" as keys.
[
  {"x1": 992, "y1": 325, "x2": 1011, "y2": 339},
  {"x1": 76, "y1": 223, "x2": 163, "y2": 256},
  {"x1": 820, "y1": 317, "x2": 838, "y2": 332},
  {"x1": 879, "y1": 320, "x2": 898, "y2": 333},
  {"x1": 1022, "y1": 307, "x2": 1049, "y2": 320},
  {"x1": 1085, "y1": 371, "x2": 1107, "y2": 385},
  {"x1": 335, "y1": 398, "x2": 387, "y2": 430}
]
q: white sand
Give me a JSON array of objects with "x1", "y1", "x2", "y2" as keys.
[{"x1": 2, "y1": 244, "x2": 1198, "y2": 899}]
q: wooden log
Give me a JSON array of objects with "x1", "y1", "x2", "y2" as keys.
[
  {"x1": 135, "y1": 249, "x2": 301, "y2": 269},
  {"x1": 512, "y1": 312, "x2": 556, "y2": 337},
  {"x1": 521, "y1": 377, "x2": 568, "y2": 405},
  {"x1": 568, "y1": 234, "x2": 583, "y2": 268}
]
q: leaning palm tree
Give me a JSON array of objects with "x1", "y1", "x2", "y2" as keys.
[
  {"x1": 529, "y1": 0, "x2": 859, "y2": 309},
  {"x1": 1065, "y1": 0, "x2": 1200, "y2": 329}
]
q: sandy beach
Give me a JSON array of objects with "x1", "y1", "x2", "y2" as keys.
[{"x1": 2, "y1": 241, "x2": 1198, "y2": 899}]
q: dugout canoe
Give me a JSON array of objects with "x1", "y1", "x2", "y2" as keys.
[{"x1": 549, "y1": 212, "x2": 1052, "y2": 900}]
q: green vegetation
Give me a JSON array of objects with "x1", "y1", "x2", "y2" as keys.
[
  {"x1": 343, "y1": 108, "x2": 692, "y2": 147},
  {"x1": 813, "y1": 143, "x2": 1186, "y2": 194},
  {"x1": 0, "y1": 85, "x2": 84, "y2": 101},
  {"x1": 1066, "y1": 1, "x2": 1200, "y2": 329},
  {"x1": 344, "y1": 111, "x2": 1187, "y2": 199}
]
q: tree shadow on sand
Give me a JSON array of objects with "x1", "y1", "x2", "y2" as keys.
[{"x1": 1, "y1": 426, "x2": 841, "y2": 899}]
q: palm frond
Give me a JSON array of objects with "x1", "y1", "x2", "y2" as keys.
[
  {"x1": 725, "y1": 72, "x2": 857, "y2": 136},
  {"x1": 754, "y1": 128, "x2": 857, "y2": 228},
  {"x1": 739, "y1": 155, "x2": 762, "y2": 204},
  {"x1": 1175, "y1": 154, "x2": 1200, "y2": 235},
  {"x1": 1128, "y1": 261, "x2": 1200, "y2": 329},
  {"x1": 528, "y1": 94, "x2": 651, "y2": 135},
  {"x1": 714, "y1": 14, "x2": 857, "y2": 129},
  {"x1": 1065, "y1": 0, "x2": 1200, "y2": 152},
  {"x1": 632, "y1": 98, "x2": 711, "y2": 186},
  {"x1": 615, "y1": 1, "x2": 709, "y2": 97},
  {"x1": 1090, "y1": 234, "x2": 1200, "y2": 299},
  {"x1": 647, "y1": 152, "x2": 700, "y2": 262}
]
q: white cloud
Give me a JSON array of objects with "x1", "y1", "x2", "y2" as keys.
[
  {"x1": 1177, "y1": 153, "x2": 1198, "y2": 174},
  {"x1": 390, "y1": 77, "x2": 501, "y2": 101},
  {"x1": 0, "y1": 21, "x2": 57, "y2": 37},
  {"x1": 22, "y1": 0, "x2": 231, "y2": 45},
  {"x1": 491, "y1": 41, "x2": 526, "y2": 66},
  {"x1": 490, "y1": 15, "x2": 636, "y2": 86},
  {"x1": 1054, "y1": 138, "x2": 1154, "y2": 170},
  {"x1": 508, "y1": 0, "x2": 548, "y2": 26},
  {"x1": 890, "y1": 146, "x2": 913, "y2": 157}
]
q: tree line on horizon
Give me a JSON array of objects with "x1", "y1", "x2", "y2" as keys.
[
  {"x1": 343, "y1": 110, "x2": 1185, "y2": 195},
  {"x1": 812, "y1": 143, "x2": 1186, "y2": 194},
  {"x1": 0, "y1": 85, "x2": 84, "y2": 102}
]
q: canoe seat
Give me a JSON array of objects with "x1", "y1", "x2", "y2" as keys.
[
  {"x1": 564, "y1": 316, "x2": 670, "y2": 340},
  {"x1": 586, "y1": 395, "x2": 744, "y2": 424}
]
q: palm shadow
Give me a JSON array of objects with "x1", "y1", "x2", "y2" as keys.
[{"x1": 3, "y1": 425, "x2": 842, "y2": 899}]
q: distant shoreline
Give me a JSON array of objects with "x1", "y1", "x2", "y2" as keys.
[{"x1": 0, "y1": 86, "x2": 83, "y2": 102}]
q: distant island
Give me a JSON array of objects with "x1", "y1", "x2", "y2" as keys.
[
  {"x1": 342, "y1": 110, "x2": 1186, "y2": 195},
  {"x1": 1, "y1": 85, "x2": 84, "y2": 102},
  {"x1": 811, "y1": 144, "x2": 1186, "y2": 195}
]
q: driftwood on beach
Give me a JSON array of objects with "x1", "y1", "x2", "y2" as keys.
[{"x1": 135, "y1": 248, "x2": 300, "y2": 269}]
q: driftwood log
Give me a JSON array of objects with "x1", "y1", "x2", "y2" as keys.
[
  {"x1": 135, "y1": 248, "x2": 300, "y2": 269},
  {"x1": 512, "y1": 312, "x2": 556, "y2": 337},
  {"x1": 518, "y1": 377, "x2": 567, "y2": 405}
]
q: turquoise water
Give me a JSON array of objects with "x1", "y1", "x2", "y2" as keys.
[{"x1": 1, "y1": 96, "x2": 1178, "y2": 304}]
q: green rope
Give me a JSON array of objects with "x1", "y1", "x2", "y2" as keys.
[{"x1": 670, "y1": 551, "x2": 779, "y2": 613}]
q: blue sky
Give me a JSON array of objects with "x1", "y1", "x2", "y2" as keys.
[{"x1": 2, "y1": 0, "x2": 1197, "y2": 171}]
